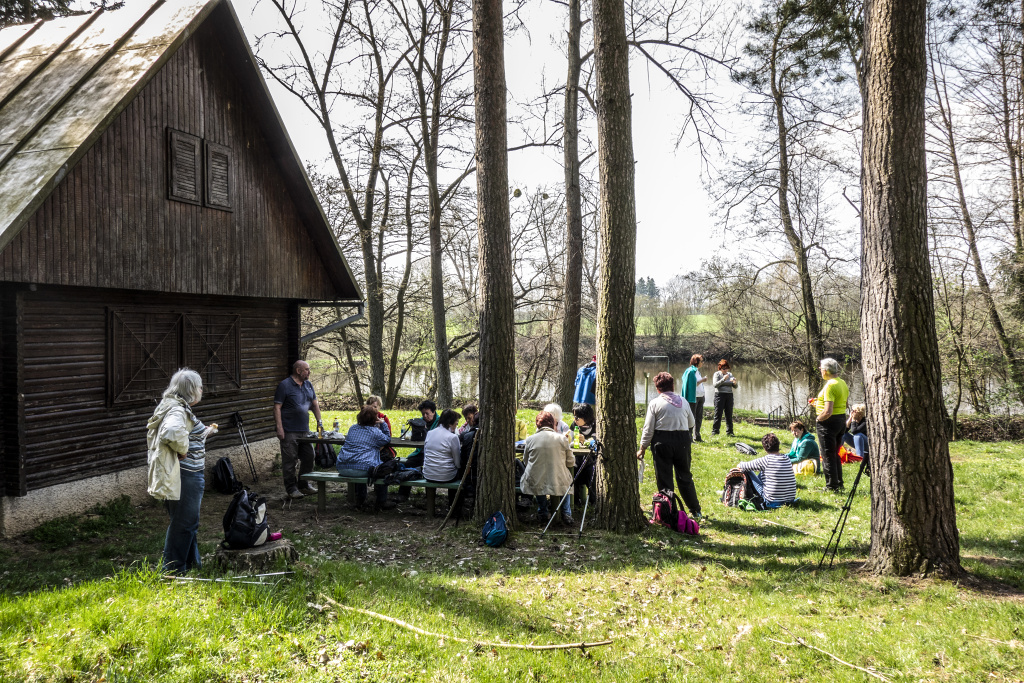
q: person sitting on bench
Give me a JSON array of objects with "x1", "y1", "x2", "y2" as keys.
[
  {"x1": 736, "y1": 433, "x2": 797, "y2": 509},
  {"x1": 336, "y1": 406, "x2": 396, "y2": 511},
  {"x1": 787, "y1": 420, "x2": 821, "y2": 474},
  {"x1": 423, "y1": 409, "x2": 464, "y2": 514},
  {"x1": 398, "y1": 400, "x2": 440, "y2": 502},
  {"x1": 521, "y1": 411, "x2": 575, "y2": 525},
  {"x1": 571, "y1": 403, "x2": 597, "y2": 506}
]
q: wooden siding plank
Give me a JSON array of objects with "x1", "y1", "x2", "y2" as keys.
[{"x1": 18, "y1": 288, "x2": 291, "y2": 491}]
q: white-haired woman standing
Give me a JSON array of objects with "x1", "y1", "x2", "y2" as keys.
[
  {"x1": 147, "y1": 368, "x2": 210, "y2": 573},
  {"x1": 811, "y1": 358, "x2": 850, "y2": 493}
]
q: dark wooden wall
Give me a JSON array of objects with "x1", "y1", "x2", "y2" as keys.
[
  {"x1": 0, "y1": 18, "x2": 343, "y2": 301},
  {"x1": 2, "y1": 285, "x2": 293, "y2": 496}
]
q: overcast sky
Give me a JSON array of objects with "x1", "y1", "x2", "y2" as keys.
[{"x1": 234, "y1": 0, "x2": 753, "y2": 286}]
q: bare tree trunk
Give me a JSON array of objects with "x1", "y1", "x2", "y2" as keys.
[
  {"x1": 555, "y1": 0, "x2": 584, "y2": 410},
  {"x1": 418, "y1": 0, "x2": 455, "y2": 411},
  {"x1": 931, "y1": 56, "x2": 1024, "y2": 406},
  {"x1": 592, "y1": 0, "x2": 646, "y2": 533},
  {"x1": 769, "y1": 26, "x2": 824, "y2": 397},
  {"x1": 861, "y1": 0, "x2": 960, "y2": 577},
  {"x1": 472, "y1": 0, "x2": 517, "y2": 522}
]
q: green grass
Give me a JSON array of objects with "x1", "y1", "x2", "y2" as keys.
[{"x1": 0, "y1": 416, "x2": 1022, "y2": 681}]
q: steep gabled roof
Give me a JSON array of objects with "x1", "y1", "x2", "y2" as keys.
[{"x1": 0, "y1": 0, "x2": 361, "y2": 301}]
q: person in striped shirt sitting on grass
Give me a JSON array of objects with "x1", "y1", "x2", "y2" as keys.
[{"x1": 735, "y1": 432, "x2": 797, "y2": 509}]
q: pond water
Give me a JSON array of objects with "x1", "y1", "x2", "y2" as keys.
[{"x1": 314, "y1": 359, "x2": 866, "y2": 414}]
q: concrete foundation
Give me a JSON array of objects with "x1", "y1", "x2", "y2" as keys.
[{"x1": 0, "y1": 437, "x2": 282, "y2": 538}]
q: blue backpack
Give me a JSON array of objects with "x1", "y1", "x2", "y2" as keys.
[{"x1": 482, "y1": 511, "x2": 508, "y2": 547}]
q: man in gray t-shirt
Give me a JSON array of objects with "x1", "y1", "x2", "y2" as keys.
[{"x1": 274, "y1": 360, "x2": 323, "y2": 498}]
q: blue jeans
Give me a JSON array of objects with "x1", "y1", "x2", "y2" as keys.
[
  {"x1": 842, "y1": 432, "x2": 869, "y2": 459},
  {"x1": 163, "y1": 468, "x2": 204, "y2": 573},
  {"x1": 536, "y1": 494, "x2": 571, "y2": 517},
  {"x1": 337, "y1": 466, "x2": 388, "y2": 505},
  {"x1": 745, "y1": 471, "x2": 786, "y2": 509}
]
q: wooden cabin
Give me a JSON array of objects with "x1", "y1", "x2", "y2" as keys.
[{"x1": 0, "y1": 0, "x2": 361, "y2": 534}]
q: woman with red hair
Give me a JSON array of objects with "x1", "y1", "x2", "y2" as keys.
[
  {"x1": 521, "y1": 411, "x2": 575, "y2": 524},
  {"x1": 636, "y1": 372, "x2": 701, "y2": 519}
]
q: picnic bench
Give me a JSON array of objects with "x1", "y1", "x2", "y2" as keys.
[
  {"x1": 298, "y1": 433, "x2": 592, "y2": 516},
  {"x1": 300, "y1": 471, "x2": 462, "y2": 517}
]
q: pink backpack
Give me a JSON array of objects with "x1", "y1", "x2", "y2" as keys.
[{"x1": 651, "y1": 489, "x2": 700, "y2": 535}]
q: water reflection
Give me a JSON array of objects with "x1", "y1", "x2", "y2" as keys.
[{"x1": 314, "y1": 359, "x2": 866, "y2": 414}]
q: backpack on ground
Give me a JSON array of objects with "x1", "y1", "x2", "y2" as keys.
[
  {"x1": 366, "y1": 458, "x2": 403, "y2": 484},
  {"x1": 222, "y1": 489, "x2": 269, "y2": 549},
  {"x1": 482, "y1": 511, "x2": 508, "y2": 547},
  {"x1": 407, "y1": 418, "x2": 428, "y2": 441},
  {"x1": 212, "y1": 457, "x2": 243, "y2": 494},
  {"x1": 651, "y1": 489, "x2": 700, "y2": 535},
  {"x1": 721, "y1": 468, "x2": 751, "y2": 507},
  {"x1": 734, "y1": 443, "x2": 758, "y2": 457},
  {"x1": 314, "y1": 442, "x2": 337, "y2": 469}
]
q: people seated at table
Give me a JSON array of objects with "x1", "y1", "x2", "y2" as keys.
[
  {"x1": 787, "y1": 420, "x2": 821, "y2": 475},
  {"x1": 423, "y1": 409, "x2": 464, "y2": 513},
  {"x1": 336, "y1": 406, "x2": 395, "y2": 511},
  {"x1": 366, "y1": 394, "x2": 396, "y2": 460},
  {"x1": 399, "y1": 400, "x2": 441, "y2": 502},
  {"x1": 571, "y1": 403, "x2": 597, "y2": 505},
  {"x1": 458, "y1": 403, "x2": 478, "y2": 435},
  {"x1": 521, "y1": 411, "x2": 575, "y2": 525},
  {"x1": 542, "y1": 403, "x2": 572, "y2": 436},
  {"x1": 844, "y1": 404, "x2": 869, "y2": 471},
  {"x1": 735, "y1": 433, "x2": 797, "y2": 509}
]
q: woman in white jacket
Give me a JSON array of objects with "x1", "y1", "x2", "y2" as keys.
[{"x1": 147, "y1": 369, "x2": 206, "y2": 573}]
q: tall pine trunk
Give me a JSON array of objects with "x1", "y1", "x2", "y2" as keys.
[
  {"x1": 472, "y1": 0, "x2": 517, "y2": 521},
  {"x1": 592, "y1": 0, "x2": 646, "y2": 532},
  {"x1": 555, "y1": 0, "x2": 584, "y2": 410},
  {"x1": 861, "y1": 0, "x2": 960, "y2": 576}
]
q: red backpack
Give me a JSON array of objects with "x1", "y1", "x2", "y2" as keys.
[{"x1": 651, "y1": 489, "x2": 699, "y2": 535}]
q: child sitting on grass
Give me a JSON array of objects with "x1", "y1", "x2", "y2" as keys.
[{"x1": 735, "y1": 432, "x2": 798, "y2": 510}]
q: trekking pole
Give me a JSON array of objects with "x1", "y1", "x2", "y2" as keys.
[
  {"x1": 541, "y1": 442, "x2": 599, "y2": 539},
  {"x1": 233, "y1": 411, "x2": 259, "y2": 483},
  {"x1": 819, "y1": 457, "x2": 868, "y2": 569}
]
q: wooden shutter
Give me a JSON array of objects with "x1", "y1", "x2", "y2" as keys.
[
  {"x1": 204, "y1": 141, "x2": 233, "y2": 211},
  {"x1": 109, "y1": 310, "x2": 183, "y2": 404},
  {"x1": 183, "y1": 314, "x2": 241, "y2": 393},
  {"x1": 167, "y1": 129, "x2": 201, "y2": 205}
]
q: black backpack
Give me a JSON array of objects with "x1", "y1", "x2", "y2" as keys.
[
  {"x1": 366, "y1": 458, "x2": 403, "y2": 484},
  {"x1": 384, "y1": 468, "x2": 422, "y2": 486},
  {"x1": 314, "y1": 442, "x2": 337, "y2": 469},
  {"x1": 221, "y1": 489, "x2": 269, "y2": 549},
  {"x1": 212, "y1": 457, "x2": 243, "y2": 494},
  {"x1": 407, "y1": 418, "x2": 428, "y2": 441}
]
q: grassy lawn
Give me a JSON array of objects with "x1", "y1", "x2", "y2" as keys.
[{"x1": 0, "y1": 413, "x2": 1021, "y2": 682}]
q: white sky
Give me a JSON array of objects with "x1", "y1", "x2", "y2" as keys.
[{"x1": 233, "y1": 0, "x2": 742, "y2": 286}]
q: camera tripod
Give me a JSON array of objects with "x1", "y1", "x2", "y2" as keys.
[
  {"x1": 819, "y1": 456, "x2": 868, "y2": 569},
  {"x1": 540, "y1": 439, "x2": 601, "y2": 540}
]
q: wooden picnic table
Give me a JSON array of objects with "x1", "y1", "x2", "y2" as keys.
[{"x1": 297, "y1": 434, "x2": 425, "y2": 449}]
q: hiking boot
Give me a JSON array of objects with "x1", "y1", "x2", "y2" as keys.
[
  {"x1": 560, "y1": 512, "x2": 575, "y2": 526},
  {"x1": 691, "y1": 511, "x2": 703, "y2": 522},
  {"x1": 297, "y1": 483, "x2": 317, "y2": 496},
  {"x1": 286, "y1": 488, "x2": 304, "y2": 500}
]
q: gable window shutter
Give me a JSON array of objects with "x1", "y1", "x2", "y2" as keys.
[
  {"x1": 205, "y1": 141, "x2": 233, "y2": 211},
  {"x1": 167, "y1": 129, "x2": 201, "y2": 205}
]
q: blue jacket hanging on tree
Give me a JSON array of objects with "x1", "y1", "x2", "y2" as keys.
[{"x1": 573, "y1": 362, "x2": 597, "y2": 405}]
